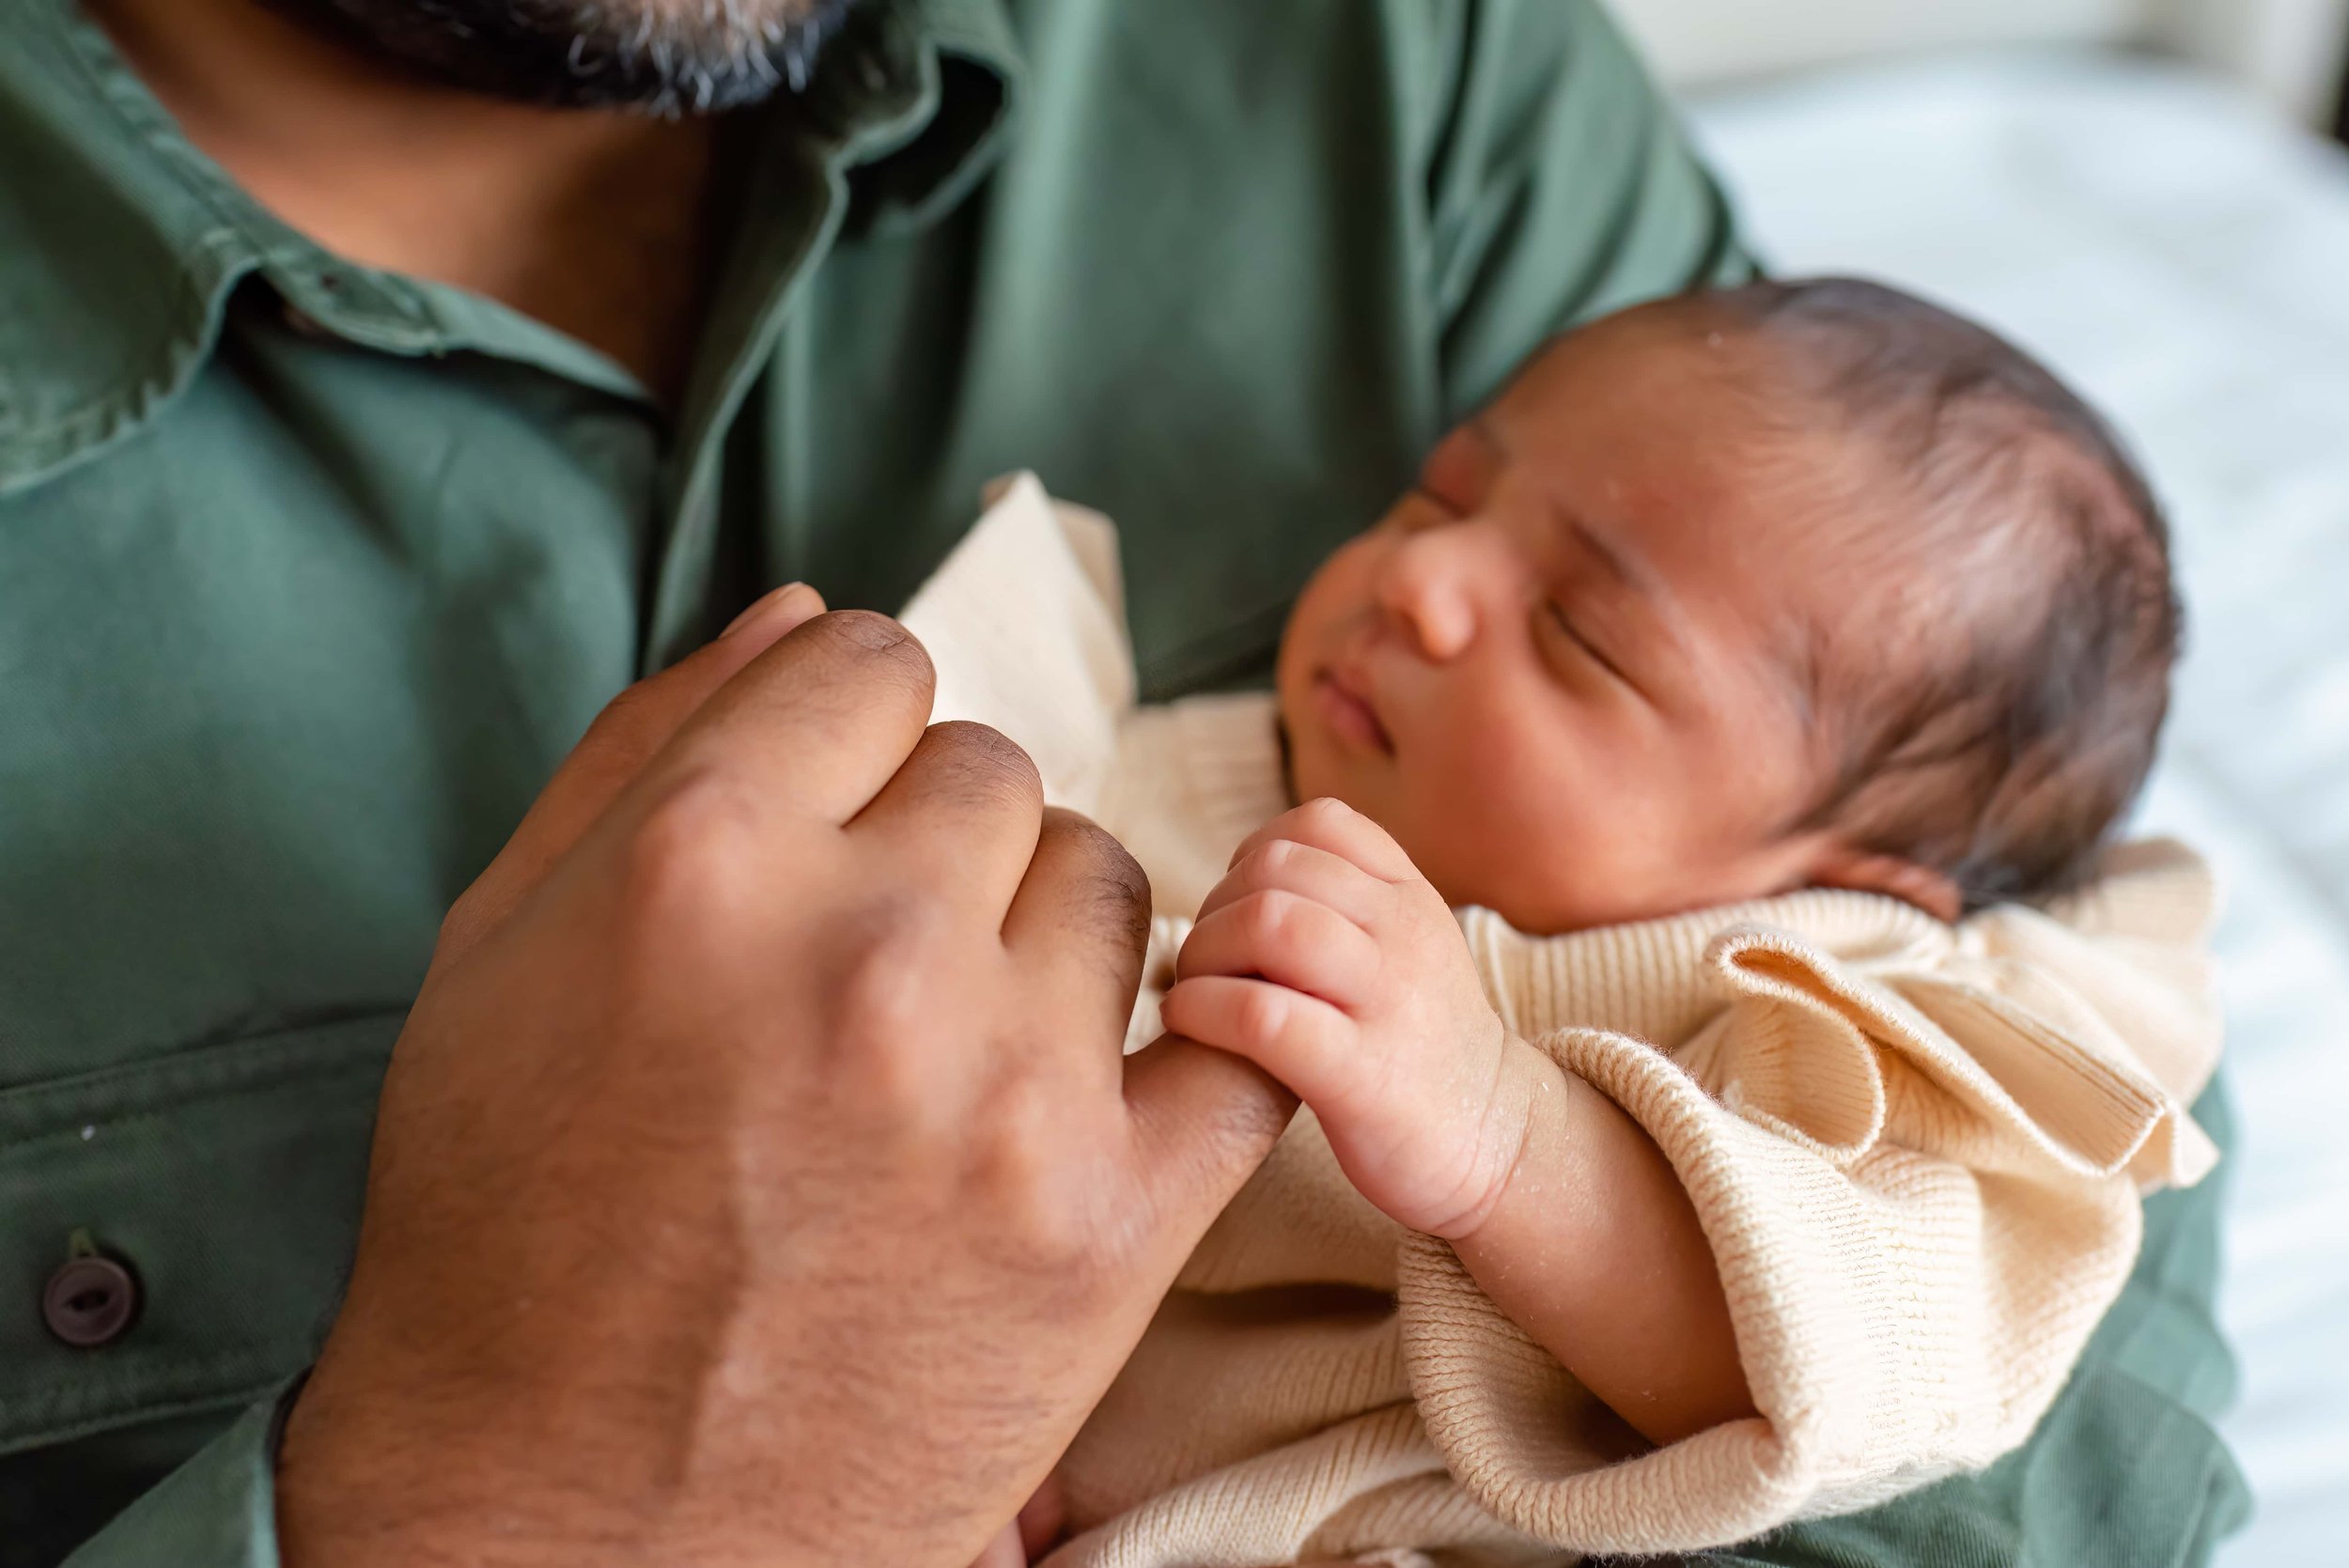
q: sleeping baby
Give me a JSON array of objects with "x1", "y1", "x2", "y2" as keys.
[{"x1": 892, "y1": 278, "x2": 2222, "y2": 1568}]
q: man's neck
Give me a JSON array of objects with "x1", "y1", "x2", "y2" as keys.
[{"x1": 87, "y1": 0, "x2": 733, "y2": 402}]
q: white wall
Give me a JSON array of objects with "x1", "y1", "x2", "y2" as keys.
[
  {"x1": 2150, "y1": 0, "x2": 2349, "y2": 123},
  {"x1": 1610, "y1": 0, "x2": 2349, "y2": 123},
  {"x1": 1610, "y1": 0, "x2": 2148, "y2": 85}
]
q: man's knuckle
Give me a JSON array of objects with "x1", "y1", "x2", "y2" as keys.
[
  {"x1": 1012, "y1": 1195, "x2": 1095, "y2": 1273},
  {"x1": 923, "y1": 721, "x2": 1046, "y2": 806},
  {"x1": 986, "y1": 1146, "x2": 1094, "y2": 1267},
  {"x1": 832, "y1": 914, "x2": 946, "y2": 1058},
  {"x1": 816, "y1": 610, "x2": 934, "y2": 681},
  {"x1": 579, "y1": 679, "x2": 661, "y2": 748},
  {"x1": 1095, "y1": 875, "x2": 1153, "y2": 957},
  {"x1": 1048, "y1": 808, "x2": 1151, "y2": 917},
  {"x1": 1044, "y1": 805, "x2": 1123, "y2": 860},
  {"x1": 976, "y1": 1098, "x2": 1051, "y2": 1193},
  {"x1": 622, "y1": 770, "x2": 762, "y2": 919}
]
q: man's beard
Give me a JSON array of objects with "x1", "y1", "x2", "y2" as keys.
[{"x1": 269, "y1": 0, "x2": 861, "y2": 115}]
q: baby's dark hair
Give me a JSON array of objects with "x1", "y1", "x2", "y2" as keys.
[{"x1": 1712, "y1": 277, "x2": 2181, "y2": 911}]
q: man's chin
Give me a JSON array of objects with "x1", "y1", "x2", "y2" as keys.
[{"x1": 262, "y1": 0, "x2": 860, "y2": 115}]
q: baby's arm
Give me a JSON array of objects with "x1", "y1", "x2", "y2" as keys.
[
  {"x1": 1441, "y1": 1040, "x2": 1752, "y2": 1442},
  {"x1": 1162, "y1": 799, "x2": 1753, "y2": 1446}
]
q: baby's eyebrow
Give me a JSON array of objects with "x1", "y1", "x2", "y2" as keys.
[
  {"x1": 1567, "y1": 513, "x2": 1643, "y2": 591},
  {"x1": 1420, "y1": 418, "x2": 1506, "y2": 512},
  {"x1": 1479, "y1": 411, "x2": 1685, "y2": 634},
  {"x1": 1552, "y1": 499, "x2": 1668, "y2": 608},
  {"x1": 1548, "y1": 498, "x2": 1705, "y2": 688}
]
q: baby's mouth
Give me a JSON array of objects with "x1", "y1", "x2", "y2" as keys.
[{"x1": 1312, "y1": 665, "x2": 1394, "y2": 755}]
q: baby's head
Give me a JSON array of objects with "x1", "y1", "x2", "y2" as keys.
[{"x1": 1278, "y1": 278, "x2": 2178, "y2": 933}]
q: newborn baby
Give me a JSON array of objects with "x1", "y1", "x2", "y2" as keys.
[
  {"x1": 903, "y1": 279, "x2": 2220, "y2": 1567},
  {"x1": 1271, "y1": 278, "x2": 2174, "y2": 931}
]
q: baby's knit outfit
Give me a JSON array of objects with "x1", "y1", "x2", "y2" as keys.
[{"x1": 899, "y1": 476, "x2": 2224, "y2": 1568}]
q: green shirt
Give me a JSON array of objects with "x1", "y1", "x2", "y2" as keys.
[{"x1": 0, "y1": 2, "x2": 2244, "y2": 1564}]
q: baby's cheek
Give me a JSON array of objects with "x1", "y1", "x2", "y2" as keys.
[
  {"x1": 1397, "y1": 703, "x2": 1615, "y2": 924},
  {"x1": 1382, "y1": 745, "x2": 1528, "y2": 908},
  {"x1": 1280, "y1": 535, "x2": 1381, "y2": 660}
]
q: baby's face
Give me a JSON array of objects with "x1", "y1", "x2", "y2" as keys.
[{"x1": 1278, "y1": 302, "x2": 1895, "y2": 933}]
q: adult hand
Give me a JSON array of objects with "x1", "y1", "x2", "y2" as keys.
[{"x1": 276, "y1": 586, "x2": 1297, "y2": 1568}]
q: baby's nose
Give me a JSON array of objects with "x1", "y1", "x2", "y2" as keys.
[{"x1": 1377, "y1": 535, "x2": 1480, "y2": 660}]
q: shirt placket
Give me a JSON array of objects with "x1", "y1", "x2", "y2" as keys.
[{"x1": 641, "y1": 3, "x2": 958, "y2": 673}]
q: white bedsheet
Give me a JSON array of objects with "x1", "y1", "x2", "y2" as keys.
[{"x1": 1688, "y1": 53, "x2": 2349, "y2": 1563}]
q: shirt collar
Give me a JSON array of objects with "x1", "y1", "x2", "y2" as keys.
[{"x1": 0, "y1": 0, "x2": 1021, "y2": 499}]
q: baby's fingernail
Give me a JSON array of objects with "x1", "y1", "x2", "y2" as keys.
[{"x1": 723, "y1": 582, "x2": 824, "y2": 639}]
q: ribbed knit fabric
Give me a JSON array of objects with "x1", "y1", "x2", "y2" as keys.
[{"x1": 901, "y1": 478, "x2": 2224, "y2": 1567}]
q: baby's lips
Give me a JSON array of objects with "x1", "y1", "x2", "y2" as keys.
[{"x1": 1315, "y1": 663, "x2": 1395, "y2": 754}]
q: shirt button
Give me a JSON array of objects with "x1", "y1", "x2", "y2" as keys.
[{"x1": 42, "y1": 1256, "x2": 139, "y2": 1348}]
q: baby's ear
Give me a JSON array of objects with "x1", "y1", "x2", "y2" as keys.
[{"x1": 1807, "y1": 847, "x2": 1964, "y2": 924}]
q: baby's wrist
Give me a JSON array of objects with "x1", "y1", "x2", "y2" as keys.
[{"x1": 1420, "y1": 1031, "x2": 1564, "y2": 1242}]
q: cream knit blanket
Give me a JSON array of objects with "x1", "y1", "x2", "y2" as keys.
[{"x1": 899, "y1": 476, "x2": 2223, "y2": 1568}]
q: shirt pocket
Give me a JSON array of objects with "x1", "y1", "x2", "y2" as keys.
[{"x1": 0, "y1": 1013, "x2": 397, "y2": 1457}]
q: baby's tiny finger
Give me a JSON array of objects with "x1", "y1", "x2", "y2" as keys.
[
  {"x1": 1195, "y1": 836, "x2": 1391, "y2": 929},
  {"x1": 1176, "y1": 889, "x2": 1380, "y2": 1008},
  {"x1": 1161, "y1": 975, "x2": 1355, "y2": 1107},
  {"x1": 1226, "y1": 797, "x2": 1417, "y2": 883}
]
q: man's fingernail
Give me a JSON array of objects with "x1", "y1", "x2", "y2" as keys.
[{"x1": 723, "y1": 582, "x2": 822, "y2": 639}]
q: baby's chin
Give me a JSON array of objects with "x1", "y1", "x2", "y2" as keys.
[
  {"x1": 1363, "y1": 813, "x2": 1752, "y2": 936},
  {"x1": 1455, "y1": 861, "x2": 1818, "y2": 937},
  {"x1": 1427, "y1": 869, "x2": 1714, "y2": 938},
  {"x1": 1272, "y1": 712, "x2": 1376, "y2": 823}
]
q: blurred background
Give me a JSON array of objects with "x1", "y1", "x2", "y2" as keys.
[{"x1": 1607, "y1": 2, "x2": 2349, "y2": 1560}]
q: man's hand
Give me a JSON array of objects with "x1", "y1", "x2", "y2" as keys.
[
  {"x1": 1160, "y1": 798, "x2": 1538, "y2": 1239},
  {"x1": 275, "y1": 585, "x2": 1296, "y2": 1568}
]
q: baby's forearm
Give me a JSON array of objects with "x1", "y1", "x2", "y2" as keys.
[{"x1": 1449, "y1": 1038, "x2": 1756, "y2": 1447}]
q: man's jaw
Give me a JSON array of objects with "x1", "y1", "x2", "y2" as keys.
[{"x1": 259, "y1": 0, "x2": 862, "y2": 115}]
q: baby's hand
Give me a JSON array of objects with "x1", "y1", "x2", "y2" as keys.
[{"x1": 1163, "y1": 799, "x2": 1531, "y2": 1238}]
